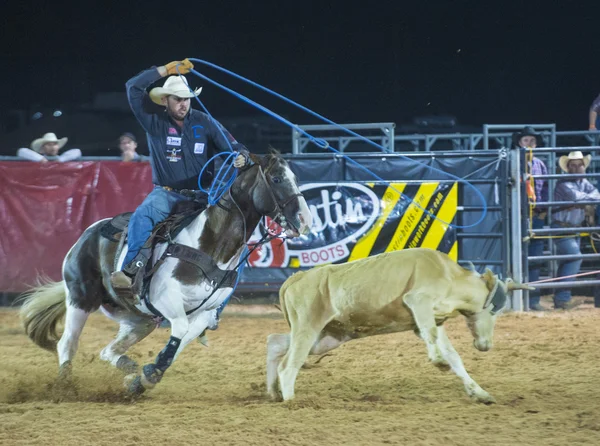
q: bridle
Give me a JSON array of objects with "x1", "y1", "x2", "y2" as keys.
[{"x1": 255, "y1": 163, "x2": 303, "y2": 233}]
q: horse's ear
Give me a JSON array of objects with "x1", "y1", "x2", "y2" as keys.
[{"x1": 267, "y1": 145, "x2": 281, "y2": 156}]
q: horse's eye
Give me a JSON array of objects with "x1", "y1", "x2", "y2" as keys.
[{"x1": 272, "y1": 176, "x2": 282, "y2": 184}]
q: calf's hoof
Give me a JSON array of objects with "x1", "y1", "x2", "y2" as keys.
[
  {"x1": 473, "y1": 391, "x2": 496, "y2": 405},
  {"x1": 267, "y1": 389, "x2": 284, "y2": 402}
]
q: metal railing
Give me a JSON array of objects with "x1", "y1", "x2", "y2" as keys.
[{"x1": 291, "y1": 122, "x2": 600, "y2": 153}]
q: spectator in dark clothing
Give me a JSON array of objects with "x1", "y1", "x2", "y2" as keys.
[{"x1": 118, "y1": 132, "x2": 146, "y2": 162}]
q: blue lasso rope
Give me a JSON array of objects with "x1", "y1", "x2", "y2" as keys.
[
  {"x1": 197, "y1": 151, "x2": 238, "y2": 206},
  {"x1": 181, "y1": 58, "x2": 487, "y2": 229}
]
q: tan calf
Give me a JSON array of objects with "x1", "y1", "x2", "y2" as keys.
[{"x1": 266, "y1": 248, "x2": 532, "y2": 403}]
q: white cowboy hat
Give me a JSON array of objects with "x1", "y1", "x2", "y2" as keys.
[
  {"x1": 149, "y1": 75, "x2": 202, "y2": 105},
  {"x1": 30, "y1": 132, "x2": 68, "y2": 152},
  {"x1": 559, "y1": 151, "x2": 592, "y2": 172}
]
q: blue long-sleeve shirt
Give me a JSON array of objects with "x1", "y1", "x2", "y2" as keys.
[{"x1": 126, "y1": 67, "x2": 246, "y2": 190}]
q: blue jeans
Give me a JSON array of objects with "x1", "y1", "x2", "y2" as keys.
[
  {"x1": 527, "y1": 216, "x2": 545, "y2": 306},
  {"x1": 552, "y1": 224, "x2": 582, "y2": 303},
  {"x1": 123, "y1": 186, "x2": 193, "y2": 266}
]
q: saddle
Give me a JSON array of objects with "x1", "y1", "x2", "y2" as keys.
[{"x1": 99, "y1": 199, "x2": 238, "y2": 309}]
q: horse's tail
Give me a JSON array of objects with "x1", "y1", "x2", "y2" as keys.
[{"x1": 18, "y1": 280, "x2": 67, "y2": 352}]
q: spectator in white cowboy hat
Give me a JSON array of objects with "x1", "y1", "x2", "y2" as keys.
[
  {"x1": 118, "y1": 132, "x2": 146, "y2": 162},
  {"x1": 16, "y1": 132, "x2": 82, "y2": 163},
  {"x1": 552, "y1": 151, "x2": 600, "y2": 310},
  {"x1": 513, "y1": 126, "x2": 549, "y2": 311}
]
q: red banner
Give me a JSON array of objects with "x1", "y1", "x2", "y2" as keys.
[{"x1": 0, "y1": 161, "x2": 153, "y2": 292}]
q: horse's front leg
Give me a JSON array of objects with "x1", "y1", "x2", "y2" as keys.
[
  {"x1": 126, "y1": 301, "x2": 214, "y2": 395},
  {"x1": 125, "y1": 282, "x2": 191, "y2": 395}
]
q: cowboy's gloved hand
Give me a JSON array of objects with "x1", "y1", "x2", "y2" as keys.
[
  {"x1": 165, "y1": 58, "x2": 194, "y2": 76},
  {"x1": 233, "y1": 145, "x2": 252, "y2": 168},
  {"x1": 234, "y1": 153, "x2": 248, "y2": 168}
]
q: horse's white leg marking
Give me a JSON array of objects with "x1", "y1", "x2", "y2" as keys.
[
  {"x1": 436, "y1": 326, "x2": 495, "y2": 403},
  {"x1": 100, "y1": 319, "x2": 155, "y2": 367},
  {"x1": 402, "y1": 292, "x2": 446, "y2": 367},
  {"x1": 57, "y1": 300, "x2": 90, "y2": 367},
  {"x1": 167, "y1": 309, "x2": 215, "y2": 363},
  {"x1": 151, "y1": 285, "x2": 189, "y2": 340}
]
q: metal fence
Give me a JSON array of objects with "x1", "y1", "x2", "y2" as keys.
[
  {"x1": 514, "y1": 146, "x2": 600, "y2": 311},
  {"x1": 292, "y1": 122, "x2": 600, "y2": 153}
]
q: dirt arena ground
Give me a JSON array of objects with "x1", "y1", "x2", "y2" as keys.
[{"x1": 1, "y1": 296, "x2": 600, "y2": 446}]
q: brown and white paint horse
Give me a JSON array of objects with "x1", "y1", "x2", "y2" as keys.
[{"x1": 19, "y1": 151, "x2": 312, "y2": 395}]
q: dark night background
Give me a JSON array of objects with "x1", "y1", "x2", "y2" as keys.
[{"x1": 1, "y1": 0, "x2": 597, "y2": 152}]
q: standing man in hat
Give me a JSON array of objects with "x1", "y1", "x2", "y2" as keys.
[
  {"x1": 552, "y1": 151, "x2": 600, "y2": 309},
  {"x1": 17, "y1": 132, "x2": 82, "y2": 162},
  {"x1": 110, "y1": 58, "x2": 250, "y2": 297},
  {"x1": 513, "y1": 126, "x2": 549, "y2": 311}
]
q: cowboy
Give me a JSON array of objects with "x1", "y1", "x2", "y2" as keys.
[
  {"x1": 16, "y1": 132, "x2": 82, "y2": 163},
  {"x1": 513, "y1": 126, "x2": 549, "y2": 311},
  {"x1": 118, "y1": 132, "x2": 146, "y2": 162},
  {"x1": 110, "y1": 58, "x2": 250, "y2": 296},
  {"x1": 552, "y1": 151, "x2": 600, "y2": 310}
]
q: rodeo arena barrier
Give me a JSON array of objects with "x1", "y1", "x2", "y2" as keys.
[{"x1": 1, "y1": 122, "x2": 600, "y2": 312}]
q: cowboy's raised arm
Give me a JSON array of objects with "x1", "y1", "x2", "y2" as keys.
[
  {"x1": 125, "y1": 67, "x2": 164, "y2": 136},
  {"x1": 126, "y1": 60, "x2": 195, "y2": 137}
]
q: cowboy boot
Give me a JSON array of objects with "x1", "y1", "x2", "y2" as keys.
[{"x1": 110, "y1": 250, "x2": 150, "y2": 304}]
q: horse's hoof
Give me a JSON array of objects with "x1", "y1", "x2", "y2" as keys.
[
  {"x1": 116, "y1": 355, "x2": 139, "y2": 374},
  {"x1": 197, "y1": 333, "x2": 209, "y2": 347},
  {"x1": 124, "y1": 374, "x2": 146, "y2": 395},
  {"x1": 58, "y1": 360, "x2": 73, "y2": 381},
  {"x1": 140, "y1": 364, "x2": 162, "y2": 389}
]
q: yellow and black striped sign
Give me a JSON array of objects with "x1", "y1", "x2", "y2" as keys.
[{"x1": 348, "y1": 182, "x2": 457, "y2": 262}]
